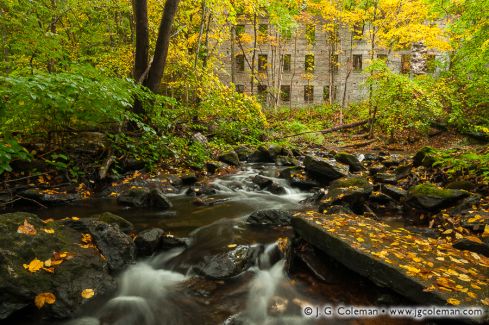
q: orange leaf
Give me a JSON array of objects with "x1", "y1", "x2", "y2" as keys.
[
  {"x1": 81, "y1": 289, "x2": 95, "y2": 299},
  {"x1": 34, "y1": 292, "x2": 56, "y2": 309},
  {"x1": 17, "y1": 219, "x2": 37, "y2": 236},
  {"x1": 447, "y1": 298, "x2": 460, "y2": 306}
]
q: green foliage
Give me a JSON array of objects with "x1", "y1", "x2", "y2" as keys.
[
  {"x1": 0, "y1": 65, "x2": 138, "y2": 137},
  {"x1": 0, "y1": 138, "x2": 31, "y2": 175},
  {"x1": 366, "y1": 60, "x2": 445, "y2": 139},
  {"x1": 429, "y1": 148, "x2": 489, "y2": 184}
]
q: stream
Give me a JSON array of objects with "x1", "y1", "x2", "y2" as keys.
[{"x1": 11, "y1": 164, "x2": 411, "y2": 325}]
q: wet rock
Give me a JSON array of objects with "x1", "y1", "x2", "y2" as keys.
[
  {"x1": 90, "y1": 212, "x2": 134, "y2": 234},
  {"x1": 452, "y1": 238, "x2": 489, "y2": 257},
  {"x1": 304, "y1": 155, "x2": 349, "y2": 184},
  {"x1": 194, "y1": 245, "x2": 262, "y2": 279},
  {"x1": 322, "y1": 205, "x2": 354, "y2": 215},
  {"x1": 275, "y1": 155, "x2": 298, "y2": 167},
  {"x1": 193, "y1": 197, "x2": 229, "y2": 206},
  {"x1": 278, "y1": 166, "x2": 301, "y2": 180},
  {"x1": 247, "y1": 209, "x2": 293, "y2": 226},
  {"x1": 447, "y1": 194, "x2": 482, "y2": 216},
  {"x1": 19, "y1": 189, "x2": 81, "y2": 206},
  {"x1": 381, "y1": 185, "x2": 407, "y2": 201},
  {"x1": 293, "y1": 241, "x2": 338, "y2": 283},
  {"x1": 300, "y1": 190, "x2": 327, "y2": 206},
  {"x1": 289, "y1": 178, "x2": 320, "y2": 191},
  {"x1": 252, "y1": 175, "x2": 273, "y2": 188},
  {"x1": 395, "y1": 164, "x2": 412, "y2": 180},
  {"x1": 460, "y1": 211, "x2": 489, "y2": 233},
  {"x1": 117, "y1": 188, "x2": 172, "y2": 209},
  {"x1": 369, "y1": 191, "x2": 395, "y2": 204},
  {"x1": 369, "y1": 164, "x2": 386, "y2": 176},
  {"x1": 382, "y1": 155, "x2": 403, "y2": 167},
  {"x1": 181, "y1": 174, "x2": 198, "y2": 185},
  {"x1": 267, "y1": 183, "x2": 287, "y2": 195},
  {"x1": 186, "y1": 183, "x2": 217, "y2": 196},
  {"x1": 206, "y1": 161, "x2": 226, "y2": 174},
  {"x1": 373, "y1": 173, "x2": 397, "y2": 184},
  {"x1": 167, "y1": 175, "x2": 183, "y2": 187},
  {"x1": 407, "y1": 184, "x2": 469, "y2": 212},
  {"x1": 0, "y1": 212, "x2": 115, "y2": 320},
  {"x1": 218, "y1": 151, "x2": 240, "y2": 167},
  {"x1": 134, "y1": 228, "x2": 165, "y2": 257},
  {"x1": 159, "y1": 235, "x2": 188, "y2": 250},
  {"x1": 413, "y1": 147, "x2": 437, "y2": 167},
  {"x1": 445, "y1": 180, "x2": 477, "y2": 191},
  {"x1": 235, "y1": 146, "x2": 253, "y2": 161},
  {"x1": 334, "y1": 152, "x2": 364, "y2": 172},
  {"x1": 319, "y1": 177, "x2": 373, "y2": 214},
  {"x1": 85, "y1": 221, "x2": 135, "y2": 273}
]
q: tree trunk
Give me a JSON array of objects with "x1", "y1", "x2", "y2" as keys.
[
  {"x1": 133, "y1": 0, "x2": 149, "y2": 81},
  {"x1": 144, "y1": 0, "x2": 180, "y2": 93}
]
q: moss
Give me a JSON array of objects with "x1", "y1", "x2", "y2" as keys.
[
  {"x1": 408, "y1": 183, "x2": 466, "y2": 198},
  {"x1": 330, "y1": 176, "x2": 370, "y2": 189}
]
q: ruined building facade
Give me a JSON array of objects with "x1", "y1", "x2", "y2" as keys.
[{"x1": 217, "y1": 19, "x2": 438, "y2": 108}]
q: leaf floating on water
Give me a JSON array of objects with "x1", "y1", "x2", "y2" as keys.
[
  {"x1": 447, "y1": 298, "x2": 460, "y2": 306},
  {"x1": 81, "y1": 289, "x2": 95, "y2": 299},
  {"x1": 23, "y1": 259, "x2": 44, "y2": 273},
  {"x1": 227, "y1": 244, "x2": 237, "y2": 249},
  {"x1": 35, "y1": 292, "x2": 56, "y2": 309},
  {"x1": 17, "y1": 219, "x2": 37, "y2": 236}
]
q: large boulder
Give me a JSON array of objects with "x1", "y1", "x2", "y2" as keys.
[
  {"x1": 193, "y1": 245, "x2": 262, "y2": 280},
  {"x1": 247, "y1": 209, "x2": 293, "y2": 226},
  {"x1": 0, "y1": 213, "x2": 115, "y2": 320},
  {"x1": 90, "y1": 212, "x2": 134, "y2": 234},
  {"x1": 134, "y1": 228, "x2": 165, "y2": 257},
  {"x1": 84, "y1": 221, "x2": 135, "y2": 273},
  {"x1": 117, "y1": 188, "x2": 172, "y2": 209},
  {"x1": 407, "y1": 184, "x2": 469, "y2": 212},
  {"x1": 304, "y1": 155, "x2": 349, "y2": 183},
  {"x1": 334, "y1": 152, "x2": 364, "y2": 172},
  {"x1": 319, "y1": 177, "x2": 373, "y2": 214},
  {"x1": 412, "y1": 147, "x2": 437, "y2": 167},
  {"x1": 218, "y1": 151, "x2": 240, "y2": 167},
  {"x1": 18, "y1": 189, "x2": 81, "y2": 206}
]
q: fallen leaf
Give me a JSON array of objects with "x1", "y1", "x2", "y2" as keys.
[
  {"x1": 481, "y1": 298, "x2": 489, "y2": 306},
  {"x1": 35, "y1": 292, "x2": 56, "y2": 309},
  {"x1": 17, "y1": 219, "x2": 37, "y2": 236},
  {"x1": 227, "y1": 244, "x2": 237, "y2": 249},
  {"x1": 447, "y1": 298, "x2": 460, "y2": 306},
  {"x1": 356, "y1": 237, "x2": 365, "y2": 243},
  {"x1": 81, "y1": 289, "x2": 95, "y2": 299},
  {"x1": 23, "y1": 259, "x2": 44, "y2": 273},
  {"x1": 42, "y1": 228, "x2": 55, "y2": 234}
]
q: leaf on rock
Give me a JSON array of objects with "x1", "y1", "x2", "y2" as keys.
[
  {"x1": 23, "y1": 259, "x2": 44, "y2": 273},
  {"x1": 17, "y1": 219, "x2": 37, "y2": 236},
  {"x1": 81, "y1": 288, "x2": 95, "y2": 299},
  {"x1": 447, "y1": 298, "x2": 460, "y2": 306},
  {"x1": 35, "y1": 292, "x2": 56, "y2": 309},
  {"x1": 227, "y1": 244, "x2": 237, "y2": 249},
  {"x1": 42, "y1": 228, "x2": 55, "y2": 234}
]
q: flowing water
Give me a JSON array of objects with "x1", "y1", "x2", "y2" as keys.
[{"x1": 9, "y1": 164, "x2": 412, "y2": 325}]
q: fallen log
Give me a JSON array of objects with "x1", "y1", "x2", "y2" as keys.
[
  {"x1": 277, "y1": 119, "x2": 371, "y2": 140},
  {"x1": 339, "y1": 139, "x2": 377, "y2": 148}
]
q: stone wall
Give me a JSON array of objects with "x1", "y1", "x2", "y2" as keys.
[{"x1": 216, "y1": 19, "x2": 440, "y2": 108}]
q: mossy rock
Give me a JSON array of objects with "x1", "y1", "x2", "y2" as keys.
[
  {"x1": 90, "y1": 212, "x2": 134, "y2": 234},
  {"x1": 334, "y1": 152, "x2": 364, "y2": 172},
  {"x1": 407, "y1": 183, "x2": 469, "y2": 212},
  {"x1": 412, "y1": 147, "x2": 437, "y2": 168},
  {"x1": 0, "y1": 212, "x2": 115, "y2": 320}
]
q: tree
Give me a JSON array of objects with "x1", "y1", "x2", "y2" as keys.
[{"x1": 133, "y1": 0, "x2": 181, "y2": 93}]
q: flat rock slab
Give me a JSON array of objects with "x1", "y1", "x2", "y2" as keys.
[{"x1": 292, "y1": 211, "x2": 489, "y2": 309}]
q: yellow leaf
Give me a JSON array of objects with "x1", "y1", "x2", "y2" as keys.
[
  {"x1": 227, "y1": 244, "x2": 237, "y2": 249},
  {"x1": 17, "y1": 219, "x2": 37, "y2": 236},
  {"x1": 71, "y1": 217, "x2": 80, "y2": 221},
  {"x1": 42, "y1": 228, "x2": 55, "y2": 234},
  {"x1": 481, "y1": 298, "x2": 489, "y2": 306},
  {"x1": 81, "y1": 289, "x2": 95, "y2": 299},
  {"x1": 447, "y1": 298, "x2": 460, "y2": 306},
  {"x1": 482, "y1": 225, "x2": 489, "y2": 238},
  {"x1": 23, "y1": 259, "x2": 44, "y2": 273},
  {"x1": 356, "y1": 237, "x2": 365, "y2": 243},
  {"x1": 458, "y1": 274, "x2": 471, "y2": 282},
  {"x1": 35, "y1": 292, "x2": 56, "y2": 309}
]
